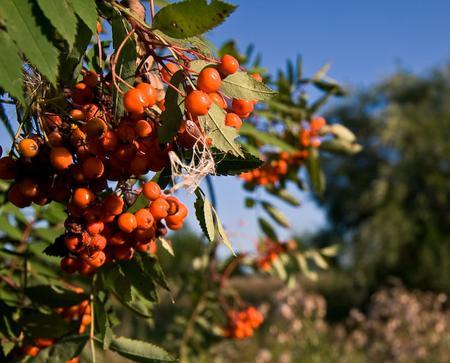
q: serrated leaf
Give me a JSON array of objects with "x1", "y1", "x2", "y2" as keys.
[
  {"x1": 198, "y1": 103, "x2": 243, "y2": 156},
  {"x1": 194, "y1": 190, "x2": 209, "y2": 239},
  {"x1": 2, "y1": 0, "x2": 60, "y2": 84},
  {"x1": 30, "y1": 334, "x2": 88, "y2": 363},
  {"x1": 68, "y1": 0, "x2": 98, "y2": 34},
  {"x1": 154, "y1": 0, "x2": 236, "y2": 39},
  {"x1": 189, "y1": 59, "x2": 214, "y2": 73},
  {"x1": 110, "y1": 336, "x2": 175, "y2": 362},
  {"x1": 213, "y1": 149, "x2": 263, "y2": 175},
  {"x1": 36, "y1": 0, "x2": 78, "y2": 48},
  {"x1": 212, "y1": 208, "x2": 235, "y2": 255},
  {"x1": 112, "y1": 11, "x2": 137, "y2": 118},
  {"x1": 261, "y1": 202, "x2": 290, "y2": 228},
  {"x1": 266, "y1": 187, "x2": 301, "y2": 206},
  {"x1": 240, "y1": 123, "x2": 297, "y2": 152},
  {"x1": 158, "y1": 70, "x2": 185, "y2": 142},
  {"x1": 203, "y1": 197, "x2": 215, "y2": 241},
  {"x1": 24, "y1": 285, "x2": 88, "y2": 307},
  {"x1": 221, "y1": 71, "x2": 276, "y2": 101},
  {"x1": 60, "y1": 18, "x2": 93, "y2": 86},
  {"x1": 159, "y1": 237, "x2": 175, "y2": 256},
  {"x1": 42, "y1": 235, "x2": 67, "y2": 257},
  {"x1": 154, "y1": 30, "x2": 213, "y2": 57},
  {"x1": 258, "y1": 217, "x2": 278, "y2": 241},
  {"x1": 306, "y1": 148, "x2": 325, "y2": 197},
  {"x1": 0, "y1": 31, "x2": 25, "y2": 105}
]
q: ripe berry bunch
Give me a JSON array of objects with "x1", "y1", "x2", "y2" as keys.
[
  {"x1": 60, "y1": 181, "x2": 187, "y2": 276},
  {"x1": 240, "y1": 117, "x2": 327, "y2": 187},
  {"x1": 0, "y1": 69, "x2": 188, "y2": 276},
  {"x1": 255, "y1": 238, "x2": 292, "y2": 271},
  {"x1": 223, "y1": 306, "x2": 264, "y2": 339},
  {"x1": 21, "y1": 298, "x2": 90, "y2": 361}
]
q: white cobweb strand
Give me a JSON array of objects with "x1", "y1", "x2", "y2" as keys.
[{"x1": 169, "y1": 139, "x2": 216, "y2": 194}]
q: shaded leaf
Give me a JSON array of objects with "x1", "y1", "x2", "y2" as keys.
[
  {"x1": 0, "y1": 31, "x2": 25, "y2": 105},
  {"x1": 261, "y1": 202, "x2": 290, "y2": 228},
  {"x1": 258, "y1": 217, "x2": 278, "y2": 241},
  {"x1": 154, "y1": 0, "x2": 236, "y2": 39},
  {"x1": 68, "y1": 0, "x2": 98, "y2": 33},
  {"x1": 240, "y1": 123, "x2": 297, "y2": 152},
  {"x1": 213, "y1": 149, "x2": 263, "y2": 175},
  {"x1": 24, "y1": 285, "x2": 88, "y2": 307},
  {"x1": 30, "y1": 334, "x2": 88, "y2": 363},
  {"x1": 110, "y1": 336, "x2": 175, "y2": 362}
]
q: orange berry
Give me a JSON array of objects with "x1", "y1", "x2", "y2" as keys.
[
  {"x1": 166, "y1": 221, "x2": 184, "y2": 230},
  {"x1": 113, "y1": 245, "x2": 135, "y2": 261},
  {"x1": 225, "y1": 113, "x2": 242, "y2": 130},
  {"x1": 78, "y1": 260, "x2": 96, "y2": 276},
  {"x1": 8, "y1": 184, "x2": 31, "y2": 208},
  {"x1": 161, "y1": 63, "x2": 179, "y2": 82},
  {"x1": 83, "y1": 70, "x2": 98, "y2": 87},
  {"x1": 218, "y1": 54, "x2": 239, "y2": 76},
  {"x1": 251, "y1": 73, "x2": 263, "y2": 82},
  {"x1": 142, "y1": 181, "x2": 161, "y2": 201},
  {"x1": 149, "y1": 197, "x2": 170, "y2": 220},
  {"x1": 129, "y1": 155, "x2": 149, "y2": 176},
  {"x1": 17, "y1": 178, "x2": 39, "y2": 198},
  {"x1": 33, "y1": 337, "x2": 54, "y2": 348},
  {"x1": 81, "y1": 313, "x2": 92, "y2": 326},
  {"x1": 73, "y1": 187, "x2": 94, "y2": 208},
  {"x1": 123, "y1": 88, "x2": 147, "y2": 114},
  {"x1": 43, "y1": 113, "x2": 62, "y2": 129},
  {"x1": 101, "y1": 130, "x2": 118, "y2": 151},
  {"x1": 135, "y1": 208, "x2": 154, "y2": 230},
  {"x1": 136, "y1": 82, "x2": 157, "y2": 107},
  {"x1": 60, "y1": 256, "x2": 79, "y2": 274},
  {"x1": 86, "y1": 220, "x2": 104, "y2": 236},
  {"x1": 232, "y1": 98, "x2": 254, "y2": 116},
  {"x1": 197, "y1": 67, "x2": 221, "y2": 93},
  {"x1": 82, "y1": 157, "x2": 104, "y2": 179},
  {"x1": 208, "y1": 92, "x2": 226, "y2": 109},
  {"x1": 86, "y1": 117, "x2": 107, "y2": 139},
  {"x1": 135, "y1": 119, "x2": 153, "y2": 137},
  {"x1": 72, "y1": 82, "x2": 94, "y2": 105},
  {"x1": 90, "y1": 234, "x2": 107, "y2": 250},
  {"x1": 82, "y1": 250, "x2": 106, "y2": 268},
  {"x1": 83, "y1": 103, "x2": 100, "y2": 120},
  {"x1": 109, "y1": 232, "x2": 126, "y2": 246},
  {"x1": 18, "y1": 138, "x2": 39, "y2": 158},
  {"x1": 117, "y1": 212, "x2": 137, "y2": 233},
  {"x1": 64, "y1": 235, "x2": 83, "y2": 252},
  {"x1": 0, "y1": 156, "x2": 16, "y2": 180},
  {"x1": 96, "y1": 21, "x2": 102, "y2": 33},
  {"x1": 50, "y1": 147, "x2": 73, "y2": 170},
  {"x1": 70, "y1": 108, "x2": 85, "y2": 120},
  {"x1": 23, "y1": 345, "x2": 40, "y2": 357},
  {"x1": 103, "y1": 194, "x2": 124, "y2": 215},
  {"x1": 185, "y1": 90, "x2": 211, "y2": 116},
  {"x1": 47, "y1": 131, "x2": 63, "y2": 146}
]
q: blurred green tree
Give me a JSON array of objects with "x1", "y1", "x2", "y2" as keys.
[{"x1": 315, "y1": 66, "x2": 450, "y2": 313}]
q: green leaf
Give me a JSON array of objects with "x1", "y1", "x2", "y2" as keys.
[
  {"x1": 30, "y1": 334, "x2": 88, "y2": 363},
  {"x1": 240, "y1": 123, "x2": 297, "y2": 152},
  {"x1": 36, "y1": 0, "x2": 78, "y2": 48},
  {"x1": 261, "y1": 202, "x2": 290, "y2": 228},
  {"x1": 189, "y1": 59, "x2": 214, "y2": 73},
  {"x1": 127, "y1": 193, "x2": 148, "y2": 214},
  {"x1": 112, "y1": 10, "x2": 137, "y2": 118},
  {"x1": 42, "y1": 235, "x2": 67, "y2": 257},
  {"x1": 212, "y1": 207, "x2": 235, "y2": 255},
  {"x1": 214, "y1": 149, "x2": 262, "y2": 175},
  {"x1": 154, "y1": 30, "x2": 213, "y2": 58},
  {"x1": 258, "y1": 217, "x2": 278, "y2": 240},
  {"x1": 68, "y1": 0, "x2": 98, "y2": 34},
  {"x1": 59, "y1": 18, "x2": 93, "y2": 86},
  {"x1": 158, "y1": 70, "x2": 185, "y2": 142},
  {"x1": 2, "y1": 0, "x2": 60, "y2": 84},
  {"x1": 24, "y1": 285, "x2": 88, "y2": 308},
  {"x1": 0, "y1": 214, "x2": 21, "y2": 240},
  {"x1": 306, "y1": 148, "x2": 325, "y2": 197},
  {"x1": 153, "y1": 0, "x2": 236, "y2": 39},
  {"x1": 266, "y1": 187, "x2": 301, "y2": 206},
  {"x1": 0, "y1": 31, "x2": 25, "y2": 105},
  {"x1": 21, "y1": 310, "x2": 77, "y2": 338},
  {"x1": 198, "y1": 103, "x2": 243, "y2": 156},
  {"x1": 221, "y1": 71, "x2": 276, "y2": 101},
  {"x1": 194, "y1": 190, "x2": 209, "y2": 239},
  {"x1": 110, "y1": 336, "x2": 175, "y2": 362},
  {"x1": 138, "y1": 253, "x2": 171, "y2": 292},
  {"x1": 203, "y1": 197, "x2": 215, "y2": 241}
]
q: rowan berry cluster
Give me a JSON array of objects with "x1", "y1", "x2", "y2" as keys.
[
  {"x1": 0, "y1": 69, "x2": 187, "y2": 275},
  {"x1": 21, "y1": 297, "x2": 90, "y2": 361},
  {"x1": 240, "y1": 117, "x2": 327, "y2": 187},
  {"x1": 223, "y1": 306, "x2": 264, "y2": 339}
]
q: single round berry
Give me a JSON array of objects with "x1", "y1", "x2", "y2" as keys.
[
  {"x1": 143, "y1": 181, "x2": 161, "y2": 201},
  {"x1": 208, "y1": 92, "x2": 226, "y2": 109},
  {"x1": 18, "y1": 178, "x2": 39, "y2": 198},
  {"x1": 60, "y1": 256, "x2": 79, "y2": 274},
  {"x1": 83, "y1": 70, "x2": 98, "y2": 87},
  {"x1": 82, "y1": 157, "x2": 104, "y2": 179},
  {"x1": 185, "y1": 90, "x2": 212, "y2": 116},
  {"x1": 103, "y1": 194, "x2": 124, "y2": 215},
  {"x1": 73, "y1": 187, "x2": 94, "y2": 208},
  {"x1": 123, "y1": 88, "x2": 147, "y2": 114},
  {"x1": 114, "y1": 245, "x2": 135, "y2": 261},
  {"x1": 18, "y1": 138, "x2": 39, "y2": 158},
  {"x1": 86, "y1": 118, "x2": 107, "y2": 139},
  {"x1": 225, "y1": 112, "x2": 243, "y2": 130},
  {"x1": 149, "y1": 197, "x2": 170, "y2": 220},
  {"x1": 218, "y1": 54, "x2": 239, "y2": 76},
  {"x1": 50, "y1": 147, "x2": 73, "y2": 170},
  {"x1": 232, "y1": 98, "x2": 254, "y2": 116},
  {"x1": 197, "y1": 67, "x2": 221, "y2": 93},
  {"x1": 117, "y1": 212, "x2": 137, "y2": 233},
  {"x1": 136, "y1": 82, "x2": 157, "y2": 107},
  {"x1": 135, "y1": 208, "x2": 154, "y2": 229},
  {"x1": 135, "y1": 119, "x2": 153, "y2": 137}
]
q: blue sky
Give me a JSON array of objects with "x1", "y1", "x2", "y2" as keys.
[{"x1": 177, "y1": 0, "x2": 450, "y2": 251}]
